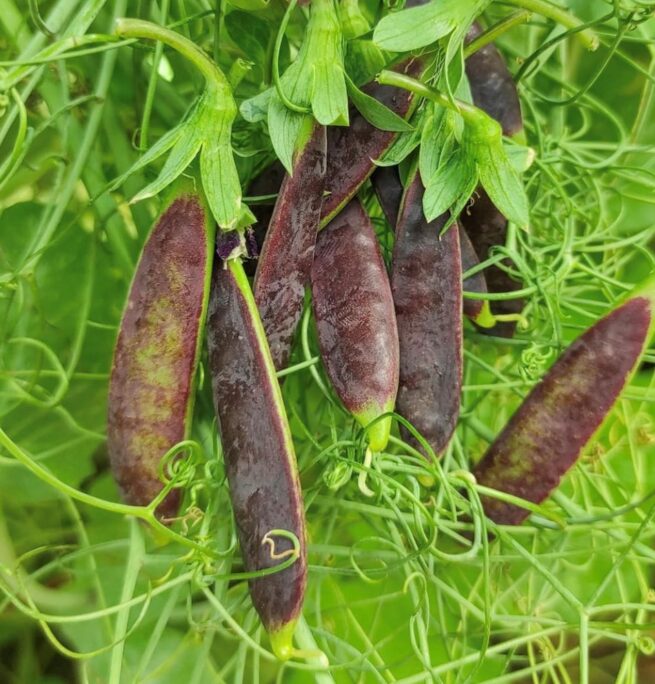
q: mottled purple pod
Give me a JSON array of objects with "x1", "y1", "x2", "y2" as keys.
[
  {"x1": 312, "y1": 199, "x2": 399, "y2": 452},
  {"x1": 461, "y1": 22, "x2": 525, "y2": 338},
  {"x1": 392, "y1": 171, "x2": 462, "y2": 458},
  {"x1": 107, "y1": 185, "x2": 214, "y2": 520},
  {"x1": 474, "y1": 276, "x2": 655, "y2": 525},
  {"x1": 254, "y1": 124, "x2": 327, "y2": 371},
  {"x1": 372, "y1": 165, "x2": 492, "y2": 326},
  {"x1": 320, "y1": 56, "x2": 427, "y2": 226},
  {"x1": 207, "y1": 256, "x2": 306, "y2": 660}
]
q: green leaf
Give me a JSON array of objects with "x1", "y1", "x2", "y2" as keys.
[
  {"x1": 106, "y1": 121, "x2": 185, "y2": 193},
  {"x1": 267, "y1": 97, "x2": 310, "y2": 174},
  {"x1": 373, "y1": 0, "x2": 490, "y2": 53},
  {"x1": 375, "y1": 108, "x2": 424, "y2": 166},
  {"x1": 338, "y1": 0, "x2": 371, "y2": 40},
  {"x1": 240, "y1": 86, "x2": 273, "y2": 123},
  {"x1": 346, "y1": 39, "x2": 388, "y2": 86},
  {"x1": 312, "y1": 61, "x2": 349, "y2": 126},
  {"x1": 419, "y1": 105, "x2": 457, "y2": 183},
  {"x1": 131, "y1": 121, "x2": 203, "y2": 204},
  {"x1": 464, "y1": 112, "x2": 530, "y2": 228},
  {"x1": 476, "y1": 143, "x2": 530, "y2": 229},
  {"x1": 224, "y1": 11, "x2": 271, "y2": 67},
  {"x1": 200, "y1": 126, "x2": 243, "y2": 230},
  {"x1": 346, "y1": 74, "x2": 414, "y2": 132},
  {"x1": 423, "y1": 148, "x2": 477, "y2": 222}
]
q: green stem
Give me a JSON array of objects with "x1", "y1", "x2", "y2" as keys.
[
  {"x1": 504, "y1": 0, "x2": 599, "y2": 51},
  {"x1": 272, "y1": 0, "x2": 311, "y2": 114},
  {"x1": 463, "y1": 11, "x2": 534, "y2": 59},
  {"x1": 114, "y1": 18, "x2": 232, "y2": 97},
  {"x1": 377, "y1": 71, "x2": 479, "y2": 123},
  {"x1": 139, "y1": 0, "x2": 170, "y2": 149}
]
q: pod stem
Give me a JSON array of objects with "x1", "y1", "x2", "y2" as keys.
[
  {"x1": 503, "y1": 0, "x2": 600, "y2": 51},
  {"x1": 463, "y1": 11, "x2": 534, "y2": 59},
  {"x1": 377, "y1": 70, "x2": 480, "y2": 123},
  {"x1": 114, "y1": 18, "x2": 233, "y2": 100}
]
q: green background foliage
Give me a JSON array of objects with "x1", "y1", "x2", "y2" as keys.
[{"x1": 0, "y1": 0, "x2": 654, "y2": 682}]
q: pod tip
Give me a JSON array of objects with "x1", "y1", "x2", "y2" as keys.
[
  {"x1": 365, "y1": 416, "x2": 392, "y2": 453},
  {"x1": 269, "y1": 620, "x2": 297, "y2": 661},
  {"x1": 472, "y1": 301, "x2": 496, "y2": 329}
]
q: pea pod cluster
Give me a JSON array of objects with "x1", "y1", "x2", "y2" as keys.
[{"x1": 103, "y1": 5, "x2": 651, "y2": 668}]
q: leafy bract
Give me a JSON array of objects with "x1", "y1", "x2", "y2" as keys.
[
  {"x1": 373, "y1": 0, "x2": 490, "y2": 53},
  {"x1": 346, "y1": 74, "x2": 414, "y2": 132},
  {"x1": 338, "y1": 0, "x2": 371, "y2": 39},
  {"x1": 420, "y1": 105, "x2": 530, "y2": 228},
  {"x1": 464, "y1": 112, "x2": 530, "y2": 228},
  {"x1": 113, "y1": 20, "x2": 251, "y2": 230},
  {"x1": 240, "y1": 0, "x2": 349, "y2": 173}
]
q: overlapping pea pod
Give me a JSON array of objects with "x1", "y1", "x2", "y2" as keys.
[{"x1": 207, "y1": 242, "x2": 308, "y2": 661}]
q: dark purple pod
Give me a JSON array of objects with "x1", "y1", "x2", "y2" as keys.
[
  {"x1": 207, "y1": 256, "x2": 306, "y2": 660},
  {"x1": 392, "y1": 171, "x2": 462, "y2": 458},
  {"x1": 474, "y1": 276, "x2": 655, "y2": 525},
  {"x1": 320, "y1": 56, "x2": 427, "y2": 226},
  {"x1": 311, "y1": 199, "x2": 399, "y2": 452},
  {"x1": 372, "y1": 165, "x2": 489, "y2": 326},
  {"x1": 243, "y1": 160, "x2": 286, "y2": 277},
  {"x1": 459, "y1": 223, "x2": 494, "y2": 328},
  {"x1": 107, "y1": 186, "x2": 214, "y2": 520},
  {"x1": 254, "y1": 124, "x2": 327, "y2": 371},
  {"x1": 461, "y1": 22, "x2": 525, "y2": 338},
  {"x1": 371, "y1": 165, "x2": 403, "y2": 228},
  {"x1": 465, "y1": 22, "x2": 524, "y2": 140}
]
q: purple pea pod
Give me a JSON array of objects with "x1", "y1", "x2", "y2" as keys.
[
  {"x1": 311, "y1": 199, "x2": 399, "y2": 452},
  {"x1": 320, "y1": 56, "x2": 427, "y2": 226},
  {"x1": 474, "y1": 276, "x2": 655, "y2": 525},
  {"x1": 461, "y1": 22, "x2": 525, "y2": 338},
  {"x1": 372, "y1": 165, "x2": 491, "y2": 327},
  {"x1": 108, "y1": 183, "x2": 214, "y2": 520},
  {"x1": 392, "y1": 171, "x2": 462, "y2": 458},
  {"x1": 254, "y1": 123, "x2": 327, "y2": 371},
  {"x1": 207, "y1": 253, "x2": 307, "y2": 660}
]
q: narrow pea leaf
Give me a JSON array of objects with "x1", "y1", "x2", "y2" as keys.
[
  {"x1": 131, "y1": 123, "x2": 203, "y2": 204},
  {"x1": 505, "y1": 142, "x2": 537, "y2": 173},
  {"x1": 476, "y1": 143, "x2": 530, "y2": 229},
  {"x1": 346, "y1": 39, "x2": 388, "y2": 86},
  {"x1": 419, "y1": 105, "x2": 456, "y2": 183},
  {"x1": 345, "y1": 74, "x2": 414, "y2": 132},
  {"x1": 240, "y1": 87, "x2": 273, "y2": 123},
  {"x1": 107, "y1": 121, "x2": 184, "y2": 193},
  {"x1": 465, "y1": 112, "x2": 530, "y2": 228},
  {"x1": 267, "y1": 97, "x2": 309, "y2": 174},
  {"x1": 375, "y1": 108, "x2": 424, "y2": 166},
  {"x1": 423, "y1": 149, "x2": 477, "y2": 222}
]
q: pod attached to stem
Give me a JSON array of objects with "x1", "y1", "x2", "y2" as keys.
[
  {"x1": 311, "y1": 198, "x2": 399, "y2": 452},
  {"x1": 207, "y1": 247, "x2": 307, "y2": 660}
]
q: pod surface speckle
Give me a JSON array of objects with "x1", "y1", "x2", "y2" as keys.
[{"x1": 108, "y1": 194, "x2": 212, "y2": 520}]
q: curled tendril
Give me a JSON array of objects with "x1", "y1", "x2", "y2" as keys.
[{"x1": 262, "y1": 528, "x2": 300, "y2": 562}]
